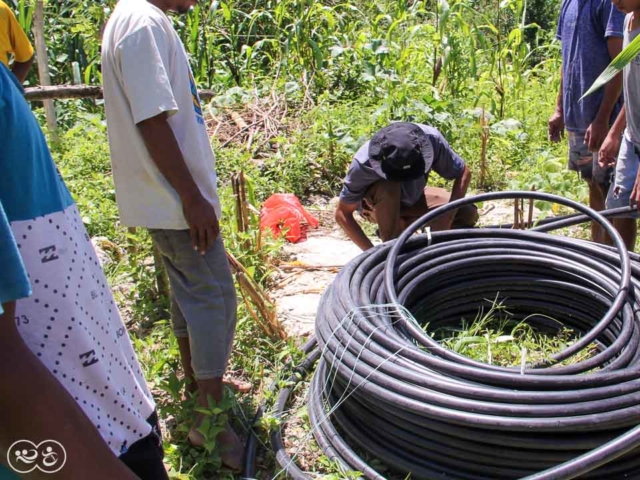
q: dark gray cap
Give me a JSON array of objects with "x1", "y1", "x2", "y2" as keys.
[{"x1": 368, "y1": 122, "x2": 432, "y2": 181}]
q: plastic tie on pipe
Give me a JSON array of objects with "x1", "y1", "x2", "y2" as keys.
[{"x1": 426, "y1": 227, "x2": 432, "y2": 246}]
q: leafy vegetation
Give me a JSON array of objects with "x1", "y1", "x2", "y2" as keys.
[
  {"x1": 12, "y1": 0, "x2": 615, "y2": 476},
  {"x1": 432, "y1": 300, "x2": 597, "y2": 368}
]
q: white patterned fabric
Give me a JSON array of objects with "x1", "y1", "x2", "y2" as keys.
[{"x1": 12, "y1": 204, "x2": 155, "y2": 457}]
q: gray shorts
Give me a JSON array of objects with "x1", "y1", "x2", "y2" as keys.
[
  {"x1": 568, "y1": 131, "x2": 611, "y2": 185},
  {"x1": 149, "y1": 230, "x2": 237, "y2": 379},
  {"x1": 606, "y1": 135, "x2": 640, "y2": 219}
]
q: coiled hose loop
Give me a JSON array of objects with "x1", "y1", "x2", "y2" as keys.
[{"x1": 248, "y1": 193, "x2": 640, "y2": 480}]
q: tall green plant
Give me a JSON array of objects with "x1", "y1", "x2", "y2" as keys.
[
  {"x1": 13, "y1": 0, "x2": 34, "y2": 33},
  {"x1": 582, "y1": 34, "x2": 640, "y2": 99}
]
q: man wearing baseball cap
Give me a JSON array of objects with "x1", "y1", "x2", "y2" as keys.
[{"x1": 335, "y1": 122, "x2": 477, "y2": 250}]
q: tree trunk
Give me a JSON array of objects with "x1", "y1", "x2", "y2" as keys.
[{"x1": 33, "y1": 0, "x2": 58, "y2": 142}]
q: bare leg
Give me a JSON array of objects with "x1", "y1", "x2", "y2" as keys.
[
  {"x1": 177, "y1": 337, "x2": 198, "y2": 397},
  {"x1": 177, "y1": 339, "x2": 245, "y2": 470},
  {"x1": 177, "y1": 339, "x2": 246, "y2": 469},
  {"x1": 589, "y1": 181, "x2": 607, "y2": 244},
  {"x1": 188, "y1": 377, "x2": 244, "y2": 471},
  {"x1": 613, "y1": 218, "x2": 638, "y2": 251},
  {"x1": 399, "y1": 187, "x2": 478, "y2": 231},
  {"x1": 363, "y1": 181, "x2": 403, "y2": 241}
]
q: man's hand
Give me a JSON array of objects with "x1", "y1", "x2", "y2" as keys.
[
  {"x1": 599, "y1": 132, "x2": 622, "y2": 169},
  {"x1": 548, "y1": 110, "x2": 565, "y2": 142},
  {"x1": 585, "y1": 118, "x2": 609, "y2": 152},
  {"x1": 335, "y1": 201, "x2": 374, "y2": 251},
  {"x1": 631, "y1": 170, "x2": 640, "y2": 210},
  {"x1": 182, "y1": 194, "x2": 219, "y2": 255}
]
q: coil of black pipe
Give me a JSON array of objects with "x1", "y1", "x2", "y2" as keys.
[{"x1": 251, "y1": 192, "x2": 640, "y2": 480}]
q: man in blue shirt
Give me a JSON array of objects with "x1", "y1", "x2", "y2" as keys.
[
  {"x1": 335, "y1": 122, "x2": 477, "y2": 251},
  {"x1": 549, "y1": 0, "x2": 625, "y2": 243},
  {"x1": 0, "y1": 62, "x2": 167, "y2": 478}
]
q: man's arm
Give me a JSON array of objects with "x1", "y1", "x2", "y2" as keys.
[
  {"x1": 585, "y1": 37, "x2": 624, "y2": 151},
  {"x1": 0, "y1": 301, "x2": 139, "y2": 480},
  {"x1": 11, "y1": 55, "x2": 33, "y2": 84},
  {"x1": 335, "y1": 201, "x2": 374, "y2": 251},
  {"x1": 630, "y1": 154, "x2": 640, "y2": 209},
  {"x1": 450, "y1": 164, "x2": 472, "y2": 202},
  {"x1": 549, "y1": 69, "x2": 565, "y2": 142},
  {"x1": 6, "y1": 4, "x2": 34, "y2": 84},
  {"x1": 137, "y1": 113, "x2": 219, "y2": 255}
]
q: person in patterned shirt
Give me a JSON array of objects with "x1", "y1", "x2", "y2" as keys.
[{"x1": 0, "y1": 62, "x2": 167, "y2": 478}]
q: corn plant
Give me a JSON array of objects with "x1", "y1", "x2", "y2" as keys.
[{"x1": 583, "y1": 33, "x2": 640, "y2": 99}]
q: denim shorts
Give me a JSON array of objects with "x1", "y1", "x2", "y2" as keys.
[
  {"x1": 568, "y1": 131, "x2": 611, "y2": 185},
  {"x1": 605, "y1": 135, "x2": 640, "y2": 219},
  {"x1": 148, "y1": 230, "x2": 237, "y2": 379}
]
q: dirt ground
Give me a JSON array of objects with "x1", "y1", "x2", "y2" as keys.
[{"x1": 266, "y1": 196, "x2": 544, "y2": 339}]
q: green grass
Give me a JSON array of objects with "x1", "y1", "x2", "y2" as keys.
[
  {"x1": 431, "y1": 300, "x2": 598, "y2": 368},
  {"x1": 31, "y1": 0, "x2": 606, "y2": 475}
]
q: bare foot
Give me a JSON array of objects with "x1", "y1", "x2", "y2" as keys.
[
  {"x1": 223, "y1": 375, "x2": 251, "y2": 394},
  {"x1": 182, "y1": 377, "x2": 250, "y2": 401},
  {"x1": 181, "y1": 379, "x2": 199, "y2": 402},
  {"x1": 188, "y1": 422, "x2": 244, "y2": 472}
]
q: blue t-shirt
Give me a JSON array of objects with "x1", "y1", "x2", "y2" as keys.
[
  {"x1": 0, "y1": 201, "x2": 30, "y2": 314},
  {"x1": 0, "y1": 63, "x2": 69, "y2": 312},
  {"x1": 557, "y1": 0, "x2": 625, "y2": 132},
  {"x1": 340, "y1": 124, "x2": 466, "y2": 206},
  {"x1": 0, "y1": 70, "x2": 74, "y2": 221},
  {"x1": 0, "y1": 63, "x2": 156, "y2": 466}
]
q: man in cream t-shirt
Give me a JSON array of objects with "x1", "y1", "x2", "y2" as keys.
[{"x1": 101, "y1": 0, "x2": 243, "y2": 470}]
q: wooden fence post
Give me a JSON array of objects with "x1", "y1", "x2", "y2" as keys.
[{"x1": 33, "y1": 0, "x2": 58, "y2": 142}]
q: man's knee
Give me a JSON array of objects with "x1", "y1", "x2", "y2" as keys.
[
  {"x1": 453, "y1": 204, "x2": 479, "y2": 228},
  {"x1": 424, "y1": 187, "x2": 451, "y2": 210}
]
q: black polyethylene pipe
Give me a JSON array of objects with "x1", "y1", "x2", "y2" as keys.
[{"x1": 261, "y1": 195, "x2": 640, "y2": 479}]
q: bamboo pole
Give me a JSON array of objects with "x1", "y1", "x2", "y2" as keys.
[
  {"x1": 32, "y1": 0, "x2": 58, "y2": 142},
  {"x1": 479, "y1": 109, "x2": 490, "y2": 188},
  {"x1": 232, "y1": 172, "x2": 252, "y2": 252},
  {"x1": 527, "y1": 187, "x2": 536, "y2": 229}
]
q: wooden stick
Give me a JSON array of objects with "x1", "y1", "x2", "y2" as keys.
[
  {"x1": 527, "y1": 187, "x2": 536, "y2": 229},
  {"x1": 277, "y1": 264, "x2": 342, "y2": 271},
  {"x1": 227, "y1": 109, "x2": 248, "y2": 129},
  {"x1": 24, "y1": 85, "x2": 216, "y2": 102},
  {"x1": 226, "y1": 251, "x2": 287, "y2": 340},
  {"x1": 220, "y1": 119, "x2": 264, "y2": 148},
  {"x1": 33, "y1": 0, "x2": 58, "y2": 141},
  {"x1": 237, "y1": 280, "x2": 274, "y2": 337},
  {"x1": 240, "y1": 172, "x2": 250, "y2": 252},
  {"x1": 479, "y1": 109, "x2": 489, "y2": 188}
]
